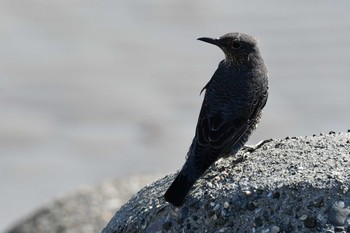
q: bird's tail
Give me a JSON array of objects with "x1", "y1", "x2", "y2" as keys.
[
  {"x1": 164, "y1": 171, "x2": 196, "y2": 207},
  {"x1": 164, "y1": 140, "x2": 212, "y2": 206}
]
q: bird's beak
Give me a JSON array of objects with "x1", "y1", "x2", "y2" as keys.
[{"x1": 197, "y1": 37, "x2": 221, "y2": 46}]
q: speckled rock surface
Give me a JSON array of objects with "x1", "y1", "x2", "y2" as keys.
[
  {"x1": 102, "y1": 132, "x2": 350, "y2": 233},
  {"x1": 5, "y1": 175, "x2": 161, "y2": 233}
]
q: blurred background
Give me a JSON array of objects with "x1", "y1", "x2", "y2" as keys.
[{"x1": 1, "y1": 0, "x2": 350, "y2": 231}]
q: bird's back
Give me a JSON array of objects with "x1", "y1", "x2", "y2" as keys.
[{"x1": 194, "y1": 61, "x2": 268, "y2": 167}]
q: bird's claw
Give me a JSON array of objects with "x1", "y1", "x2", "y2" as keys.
[{"x1": 242, "y1": 138, "x2": 273, "y2": 152}]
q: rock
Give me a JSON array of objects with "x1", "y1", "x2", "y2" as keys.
[
  {"x1": 5, "y1": 175, "x2": 162, "y2": 233},
  {"x1": 328, "y1": 201, "x2": 350, "y2": 226},
  {"x1": 102, "y1": 132, "x2": 350, "y2": 233}
]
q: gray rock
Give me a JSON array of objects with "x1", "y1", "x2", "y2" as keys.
[
  {"x1": 5, "y1": 175, "x2": 162, "y2": 233},
  {"x1": 328, "y1": 201, "x2": 350, "y2": 226},
  {"x1": 103, "y1": 132, "x2": 350, "y2": 233}
]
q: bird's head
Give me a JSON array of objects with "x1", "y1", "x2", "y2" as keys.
[{"x1": 198, "y1": 32, "x2": 262, "y2": 68}]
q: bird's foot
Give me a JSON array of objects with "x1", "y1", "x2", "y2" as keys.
[{"x1": 242, "y1": 139, "x2": 273, "y2": 152}]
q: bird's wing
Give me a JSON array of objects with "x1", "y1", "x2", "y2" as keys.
[
  {"x1": 200, "y1": 81, "x2": 210, "y2": 95},
  {"x1": 195, "y1": 111, "x2": 247, "y2": 160},
  {"x1": 194, "y1": 76, "x2": 268, "y2": 171},
  {"x1": 193, "y1": 104, "x2": 249, "y2": 173}
]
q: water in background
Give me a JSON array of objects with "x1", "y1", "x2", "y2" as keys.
[{"x1": 1, "y1": 0, "x2": 350, "y2": 231}]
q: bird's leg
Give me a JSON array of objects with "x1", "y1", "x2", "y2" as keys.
[{"x1": 242, "y1": 139, "x2": 273, "y2": 152}]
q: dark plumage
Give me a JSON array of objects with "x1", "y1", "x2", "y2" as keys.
[{"x1": 164, "y1": 32, "x2": 269, "y2": 207}]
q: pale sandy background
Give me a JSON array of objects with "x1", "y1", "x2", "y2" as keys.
[{"x1": 1, "y1": 0, "x2": 350, "y2": 231}]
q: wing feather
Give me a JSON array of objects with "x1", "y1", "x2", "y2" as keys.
[{"x1": 193, "y1": 74, "x2": 268, "y2": 172}]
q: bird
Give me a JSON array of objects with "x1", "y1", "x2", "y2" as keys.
[{"x1": 164, "y1": 32, "x2": 269, "y2": 207}]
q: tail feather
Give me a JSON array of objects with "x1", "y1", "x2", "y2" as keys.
[
  {"x1": 164, "y1": 141, "x2": 214, "y2": 206},
  {"x1": 164, "y1": 172, "x2": 196, "y2": 207}
]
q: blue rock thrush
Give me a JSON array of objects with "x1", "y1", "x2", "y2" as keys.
[{"x1": 164, "y1": 32, "x2": 269, "y2": 207}]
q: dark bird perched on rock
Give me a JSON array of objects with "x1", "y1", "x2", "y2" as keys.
[{"x1": 164, "y1": 32, "x2": 269, "y2": 207}]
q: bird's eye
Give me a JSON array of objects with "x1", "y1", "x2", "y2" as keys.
[{"x1": 231, "y1": 42, "x2": 241, "y2": 49}]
